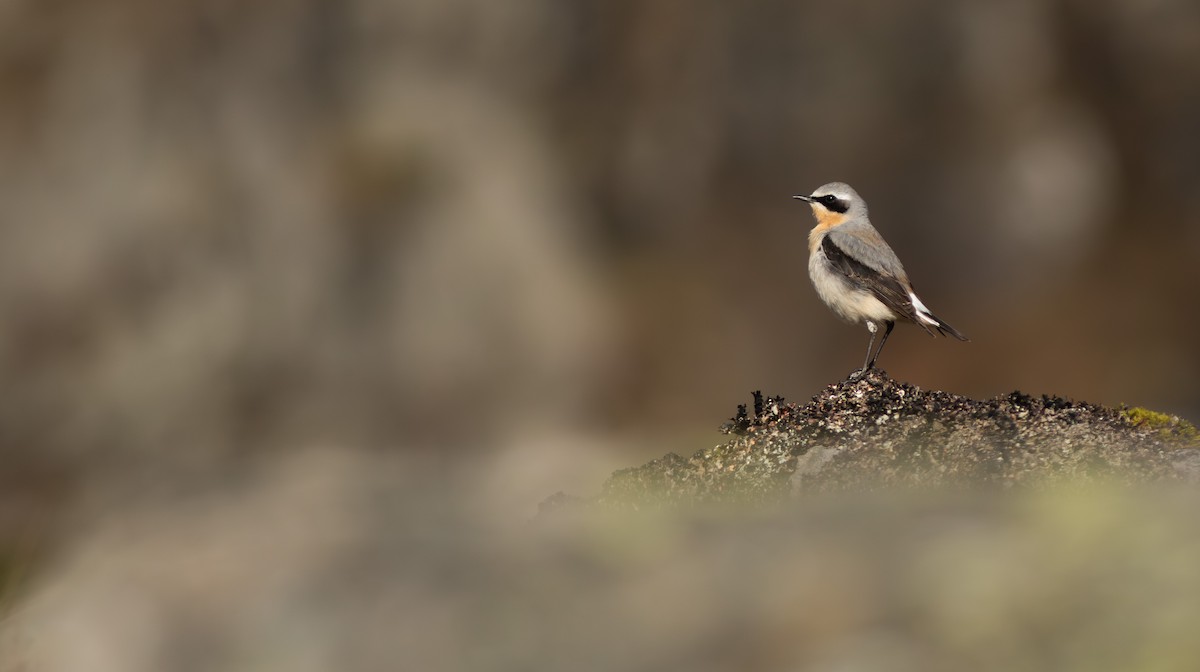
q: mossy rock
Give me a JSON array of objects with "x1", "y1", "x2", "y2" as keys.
[
  {"x1": 568, "y1": 370, "x2": 1200, "y2": 510},
  {"x1": 1121, "y1": 406, "x2": 1200, "y2": 442}
]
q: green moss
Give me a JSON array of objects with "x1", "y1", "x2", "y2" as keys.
[{"x1": 1121, "y1": 407, "x2": 1200, "y2": 442}]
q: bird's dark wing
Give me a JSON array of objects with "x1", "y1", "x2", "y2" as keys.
[
  {"x1": 829, "y1": 223, "x2": 909, "y2": 280},
  {"x1": 820, "y1": 235, "x2": 936, "y2": 335}
]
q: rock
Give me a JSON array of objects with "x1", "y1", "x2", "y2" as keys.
[{"x1": 587, "y1": 370, "x2": 1199, "y2": 509}]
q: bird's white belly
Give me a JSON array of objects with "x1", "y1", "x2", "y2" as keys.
[{"x1": 808, "y1": 251, "x2": 896, "y2": 324}]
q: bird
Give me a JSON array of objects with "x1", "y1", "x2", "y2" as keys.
[{"x1": 794, "y1": 182, "x2": 967, "y2": 375}]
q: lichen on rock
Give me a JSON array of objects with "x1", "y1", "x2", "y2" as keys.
[{"x1": 1121, "y1": 406, "x2": 1200, "y2": 442}]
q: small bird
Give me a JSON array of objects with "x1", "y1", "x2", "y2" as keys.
[{"x1": 795, "y1": 182, "x2": 966, "y2": 375}]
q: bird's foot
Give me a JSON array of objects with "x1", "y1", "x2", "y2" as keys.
[{"x1": 848, "y1": 366, "x2": 888, "y2": 382}]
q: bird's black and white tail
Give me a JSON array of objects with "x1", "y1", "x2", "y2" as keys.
[{"x1": 910, "y1": 291, "x2": 968, "y2": 341}]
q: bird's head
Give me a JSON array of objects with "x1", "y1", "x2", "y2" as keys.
[{"x1": 793, "y1": 182, "x2": 868, "y2": 225}]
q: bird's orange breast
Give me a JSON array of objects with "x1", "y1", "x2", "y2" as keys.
[{"x1": 807, "y1": 207, "x2": 846, "y2": 253}]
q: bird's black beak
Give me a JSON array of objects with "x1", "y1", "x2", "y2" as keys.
[{"x1": 793, "y1": 194, "x2": 813, "y2": 202}]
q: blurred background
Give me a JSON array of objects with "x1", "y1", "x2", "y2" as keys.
[{"x1": 1, "y1": 0, "x2": 1199, "y2": 668}]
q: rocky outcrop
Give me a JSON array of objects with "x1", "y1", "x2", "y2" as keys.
[{"x1": 585, "y1": 370, "x2": 1199, "y2": 509}]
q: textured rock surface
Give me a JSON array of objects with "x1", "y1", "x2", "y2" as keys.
[{"x1": 591, "y1": 370, "x2": 1198, "y2": 509}]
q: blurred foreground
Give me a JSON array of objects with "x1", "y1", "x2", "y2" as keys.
[{"x1": 5, "y1": 449, "x2": 1200, "y2": 672}]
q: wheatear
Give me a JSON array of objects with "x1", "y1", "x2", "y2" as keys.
[{"x1": 795, "y1": 182, "x2": 967, "y2": 374}]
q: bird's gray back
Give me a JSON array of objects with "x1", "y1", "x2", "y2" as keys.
[{"x1": 826, "y1": 219, "x2": 909, "y2": 283}]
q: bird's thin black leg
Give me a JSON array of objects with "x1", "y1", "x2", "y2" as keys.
[
  {"x1": 854, "y1": 321, "x2": 879, "y2": 377},
  {"x1": 866, "y1": 320, "x2": 895, "y2": 370}
]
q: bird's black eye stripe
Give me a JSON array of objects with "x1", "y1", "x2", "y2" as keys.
[{"x1": 818, "y1": 195, "x2": 849, "y2": 214}]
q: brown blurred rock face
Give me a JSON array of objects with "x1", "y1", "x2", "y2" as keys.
[
  {"x1": 0, "y1": 0, "x2": 622, "y2": 472},
  {"x1": 0, "y1": 0, "x2": 1198, "y2": 489}
]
